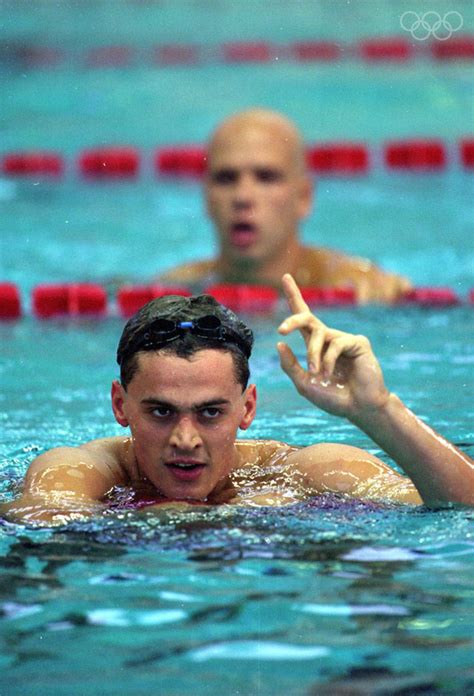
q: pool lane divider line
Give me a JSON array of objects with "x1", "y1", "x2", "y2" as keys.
[
  {"x1": 0, "y1": 283, "x2": 473, "y2": 320},
  {"x1": 5, "y1": 36, "x2": 474, "y2": 69},
  {"x1": 1, "y1": 139, "x2": 474, "y2": 179},
  {"x1": 31, "y1": 283, "x2": 108, "y2": 319}
]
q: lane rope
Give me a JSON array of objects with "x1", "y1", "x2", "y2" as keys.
[
  {"x1": 0, "y1": 283, "x2": 473, "y2": 320},
  {"x1": 1, "y1": 139, "x2": 473, "y2": 179},
  {"x1": 2, "y1": 36, "x2": 473, "y2": 69}
]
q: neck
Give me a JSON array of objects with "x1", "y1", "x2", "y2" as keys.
[{"x1": 217, "y1": 237, "x2": 304, "y2": 287}]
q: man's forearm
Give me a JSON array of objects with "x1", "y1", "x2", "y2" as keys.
[{"x1": 350, "y1": 393, "x2": 474, "y2": 506}]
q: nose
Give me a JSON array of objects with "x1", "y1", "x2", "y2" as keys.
[
  {"x1": 169, "y1": 415, "x2": 203, "y2": 450},
  {"x1": 232, "y1": 173, "x2": 255, "y2": 209}
]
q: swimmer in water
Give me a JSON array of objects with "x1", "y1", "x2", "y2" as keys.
[
  {"x1": 2, "y1": 274, "x2": 473, "y2": 525},
  {"x1": 159, "y1": 108, "x2": 412, "y2": 304}
]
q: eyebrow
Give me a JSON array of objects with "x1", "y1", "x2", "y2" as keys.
[{"x1": 140, "y1": 398, "x2": 232, "y2": 410}]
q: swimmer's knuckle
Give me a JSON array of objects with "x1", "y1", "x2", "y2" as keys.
[
  {"x1": 332, "y1": 334, "x2": 346, "y2": 346},
  {"x1": 356, "y1": 334, "x2": 370, "y2": 348}
]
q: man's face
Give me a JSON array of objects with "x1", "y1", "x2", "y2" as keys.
[
  {"x1": 112, "y1": 350, "x2": 256, "y2": 501},
  {"x1": 205, "y1": 122, "x2": 312, "y2": 266}
]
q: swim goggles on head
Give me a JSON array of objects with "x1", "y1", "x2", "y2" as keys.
[{"x1": 120, "y1": 314, "x2": 252, "y2": 363}]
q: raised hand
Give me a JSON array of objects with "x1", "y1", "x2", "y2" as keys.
[{"x1": 277, "y1": 274, "x2": 390, "y2": 421}]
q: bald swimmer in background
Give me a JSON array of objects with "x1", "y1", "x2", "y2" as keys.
[{"x1": 160, "y1": 108, "x2": 412, "y2": 304}]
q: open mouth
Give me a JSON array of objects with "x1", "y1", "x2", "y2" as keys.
[
  {"x1": 229, "y1": 222, "x2": 258, "y2": 248},
  {"x1": 165, "y1": 462, "x2": 206, "y2": 482}
]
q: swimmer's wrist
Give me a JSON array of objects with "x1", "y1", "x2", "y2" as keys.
[{"x1": 349, "y1": 391, "x2": 398, "y2": 431}]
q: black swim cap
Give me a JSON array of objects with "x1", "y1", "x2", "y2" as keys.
[{"x1": 116, "y1": 294, "x2": 254, "y2": 366}]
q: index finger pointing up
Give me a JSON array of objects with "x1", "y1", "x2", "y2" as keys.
[{"x1": 281, "y1": 273, "x2": 310, "y2": 314}]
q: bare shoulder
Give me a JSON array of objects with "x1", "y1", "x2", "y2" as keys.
[
  {"x1": 286, "y1": 442, "x2": 383, "y2": 469},
  {"x1": 159, "y1": 259, "x2": 217, "y2": 284},
  {"x1": 293, "y1": 246, "x2": 364, "y2": 286},
  {"x1": 234, "y1": 438, "x2": 298, "y2": 468},
  {"x1": 23, "y1": 436, "x2": 131, "y2": 497},
  {"x1": 1, "y1": 437, "x2": 134, "y2": 524},
  {"x1": 298, "y1": 245, "x2": 411, "y2": 302},
  {"x1": 286, "y1": 442, "x2": 421, "y2": 504},
  {"x1": 304, "y1": 245, "x2": 373, "y2": 273},
  {"x1": 230, "y1": 440, "x2": 420, "y2": 505},
  {"x1": 234, "y1": 439, "x2": 371, "y2": 470}
]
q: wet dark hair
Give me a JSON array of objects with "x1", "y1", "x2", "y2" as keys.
[{"x1": 116, "y1": 294, "x2": 254, "y2": 390}]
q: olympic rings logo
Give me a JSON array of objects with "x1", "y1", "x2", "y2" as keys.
[{"x1": 400, "y1": 11, "x2": 463, "y2": 40}]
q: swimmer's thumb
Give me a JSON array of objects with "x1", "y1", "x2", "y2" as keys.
[{"x1": 277, "y1": 342, "x2": 306, "y2": 393}]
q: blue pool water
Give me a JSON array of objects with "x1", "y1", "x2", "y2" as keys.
[{"x1": 1, "y1": 1, "x2": 474, "y2": 694}]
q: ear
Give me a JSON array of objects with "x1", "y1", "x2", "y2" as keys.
[
  {"x1": 297, "y1": 175, "x2": 314, "y2": 220},
  {"x1": 111, "y1": 380, "x2": 129, "y2": 428},
  {"x1": 239, "y1": 384, "x2": 257, "y2": 431}
]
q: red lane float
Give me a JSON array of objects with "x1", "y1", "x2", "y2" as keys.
[
  {"x1": 400, "y1": 287, "x2": 460, "y2": 307},
  {"x1": 358, "y1": 37, "x2": 414, "y2": 62},
  {"x1": 117, "y1": 285, "x2": 191, "y2": 317},
  {"x1": 221, "y1": 42, "x2": 273, "y2": 63},
  {"x1": 0, "y1": 283, "x2": 22, "y2": 319},
  {"x1": 384, "y1": 140, "x2": 446, "y2": 170},
  {"x1": 2, "y1": 152, "x2": 64, "y2": 177},
  {"x1": 301, "y1": 287, "x2": 356, "y2": 306},
  {"x1": 32, "y1": 284, "x2": 108, "y2": 318},
  {"x1": 431, "y1": 37, "x2": 474, "y2": 60},
  {"x1": 6, "y1": 36, "x2": 474, "y2": 69},
  {"x1": 155, "y1": 147, "x2": 207, "y2": 176},
  {"x1": 152, "y1": 44, "x2": 200, "y2": 65},
  {"x1": 85, "y1": 45, "x2": 134, "y2": 67},
  {"x1": 291, "y1": 41, "x2": 342, "y2": 61},
  {"x1": 16, "y1": 46, "x2": 63, "y2": 67},
  {"x1": 78, "y1": 147, "x2": 140, "y2": 178},
  {"x1": 307, "y1": 143, "x2": 370, "y2": 175},
  {"x1": 460, "y1": 139, "x2": 474, "y2": 168},
  {"x1": 2, "y1": 284, "x2": 470, "y2": 321},
  {"x1": 205, "y1": 285, "x2": 279, "y2": 313},
  {"x1": 3, "y1": 138, "x2": 472, "y2": 181}
]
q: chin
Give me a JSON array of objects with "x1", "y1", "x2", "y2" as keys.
[
  {"x1": 166, "y1": 485, "x2": 210, "y2": 502},
  {"x1": 229, "y1": 246, "x2": 263, "y2": 262}
]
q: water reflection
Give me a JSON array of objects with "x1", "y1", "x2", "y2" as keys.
[{"x1": 0, "y1": 499, "x2": 473, "y2": 694}]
